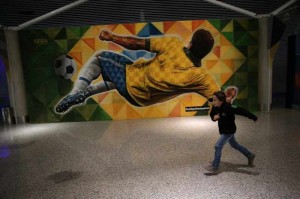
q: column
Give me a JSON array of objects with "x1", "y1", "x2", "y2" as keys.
[
  {"x1": 258, "y1": 16, "x2": 272, "y2": 112},
  {"x1": 4, "y1": 30, "x2": 28, "y2": 124}
]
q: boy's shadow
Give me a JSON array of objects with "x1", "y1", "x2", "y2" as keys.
[{"x1": 204, "y1": 162, "x2": 260, "y2": 176}]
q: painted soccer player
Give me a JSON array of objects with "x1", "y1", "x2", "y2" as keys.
[{"x1": 55, "y1": 28, "x2": 220, "y2": 113}]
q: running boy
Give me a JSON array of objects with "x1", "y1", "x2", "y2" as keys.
[{"x1": 205, "y1": 91, "x2": 257, "y2": 173}]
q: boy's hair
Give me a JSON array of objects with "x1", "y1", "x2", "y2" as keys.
[
  {"x1": 213, "y1": 91, "x2": 226, "y2": 102},
  {"x1": 190, "y1": 29, "x2": 214, "y2": 59}
]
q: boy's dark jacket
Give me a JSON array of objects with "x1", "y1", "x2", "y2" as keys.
[{"x1": 210, "y1": 102, "x2": 257, "y2": 134}]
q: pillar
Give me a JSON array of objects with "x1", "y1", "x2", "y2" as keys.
[
  {"x1": 4, "y1": 30, "x2": 28, "y2": 124},
  {"x1": 258, "y1": 16, "x2": 272, "y2": 112}
]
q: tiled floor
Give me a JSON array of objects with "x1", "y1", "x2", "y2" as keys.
[{"x1": 0, "y1": 108, "x2": 300, "y2": 199}]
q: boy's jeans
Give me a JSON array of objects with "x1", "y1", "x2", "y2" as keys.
[{"x1": 212, "y1": 134, "x2": 252, "y2": 169}]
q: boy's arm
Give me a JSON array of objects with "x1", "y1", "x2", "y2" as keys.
[
  {"x1": 210, "y1": 107, "x2": 219, "y2": 121},
  {"x1": 99, "y1": 29, "x2": 150, "y2": 51},
  {"x1": 233, "y1": 106, "x2": 257, "y2": 121}
]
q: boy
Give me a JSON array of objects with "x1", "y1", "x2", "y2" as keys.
[{"x1": 205, "y1": 91, "x2": 257, "y2": 173}]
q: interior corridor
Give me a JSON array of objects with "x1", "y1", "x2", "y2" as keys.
[{"x1": 0, "y1": 108, "x2": 299, "y2": 199}]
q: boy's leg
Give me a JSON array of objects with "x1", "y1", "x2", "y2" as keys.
[
  {"x1": 229, "y1": 135, "x2": 256, "y2": 166},
  {"x1": 206, "y1": 134, "x2": 232, "y2": 171}
]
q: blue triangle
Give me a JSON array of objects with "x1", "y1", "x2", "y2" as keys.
[
  {"x1": 123, "y1": 50, "x2": 155, "y2": 61},
  {"x1": 137, "y1": 23, "x2": 163, "y2": 37}
]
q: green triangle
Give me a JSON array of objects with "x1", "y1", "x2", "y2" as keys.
[
  {"x1": 238, "y1": 19, "x2": 250, "y2": 29},
  {"x1": 47, "y1": 107, "x2": 61, "y2": 122},
  {"x1": 248, "y1": 32, "x2": 258, "y2": 45},
  {"x1": 54, "y1": 28, "x2": 67, "y2": 40},
  {"x1": 222, "y1": 32, "x2": 234, "y2": 44},
  {"x1": 54, "y1": 40, "x2": 68, "y2": 51},
  {"x1": 60, "y1": 108, "x2": 86, "y2": 122},
  {"x1": 76, "y1": 104, "x2": 99, "y2": 120},
  {"x1": 236, "y1": 45, "x2": 248, "y2": 56},
  {"x1": 66, "y1": 27, "x2": 81, "y2": 40},
  {"x1": 247, "y1": 45, "x2": 258, "y2": 58},
  {"x1": 85, "y1": 97, "x2": 98, "y2": 105},
  {"x1": 237, "y1": 61, "x2": 250, "y2": 72},
  {"x1": 234, "y1": 32, "x2": 248, "y2": 45},
  {"x1": 90, "y1": 106, "x2": 112, "y2": 120},
  {"x1": 208, "y1": 19, "x2": 222, "y2": 31},
  {"x1": 44, "y1": 28, "x2": 62, "y2": 40},
  {"x1": 221, "y1": 20, "x2": 233, "y2": 32},
  {"x1": 67, "y1": 39, "x2": 79, "y2": 50},
  {"x1": 66, "y1": 26, "x2": 89, "y2": 38},
  {"x1": 248, "y1": 19, "x2": 259, "y2": 31}
]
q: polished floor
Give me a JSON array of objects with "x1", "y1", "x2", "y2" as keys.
[{"x1": 0, "y1": 108, "x2": 300, "y2": 199}]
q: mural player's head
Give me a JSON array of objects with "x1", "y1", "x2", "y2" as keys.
[{"x1": 189, "y1": 29, "x2": 214, "y2": 60}]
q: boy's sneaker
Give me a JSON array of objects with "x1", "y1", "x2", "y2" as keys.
[
  {"x1": 247, "y1": 153, "x2": 256, "y2": 167},
  {"x1": 204, "y1": 164, "x2": 219, "y2": 173}
]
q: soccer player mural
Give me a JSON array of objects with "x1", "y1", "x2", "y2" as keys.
[{"x1": 55, "y1": 28, "x2": 221, "y2": 113}]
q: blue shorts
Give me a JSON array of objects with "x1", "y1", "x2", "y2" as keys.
[{"x1": 96, "y1": 51, "x2": 140, "y2": 106}]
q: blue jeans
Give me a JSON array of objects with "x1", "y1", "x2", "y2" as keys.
[{"x1": 212, "y1": 134, "x2": 252, "y2": 169}]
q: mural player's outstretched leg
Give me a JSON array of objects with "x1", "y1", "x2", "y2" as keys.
[{"x1": 55, "y1": 56, "x2": 103, "y2": 113}]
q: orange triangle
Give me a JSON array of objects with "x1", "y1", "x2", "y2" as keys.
[
  {"x1": 164, "y1": 21, "x2": 176, "y2": 32},
  {"x1": 192, "y1": 20, "x2": 205, "y2": 31},
  {"x1": 123, "y1": 24, "x2": 136, "y2": 35},
  {"x1": 222, "y1": 60, "x2": 235, "y2": 72},
  {"x1": 220, "y1": 34, "x2": 232, "y2": 46},
  {"x1": 169, "y1": 103, "x2": 181, "y2": 117},
  {"x1": 221, "y1": 73, "x2": 232, "y2": 84},
  {"x1": 213, "y1": 46, "x2": 220, "y2": 58},
  {"x1": 126, "y1": 105, "x2": 143, "y2": 119},
  {"x1": 97, "y1": 93, "x2": 109, "y2": 103},
  {"x1": 82, "y1": 38, "x2": 96, "y2": 51},
  {"x1": 106, "y1": 24, "x2": 118, "y2": 30},
  {"x1": 69, "y1": 52, "x2": 82, "y2": 65},
  {"x1": 108, "y1": 42, "x2": 123, "y2": 51},
  {"x1": 206, "y1": 60, "x2": 218, "y2": 70}
]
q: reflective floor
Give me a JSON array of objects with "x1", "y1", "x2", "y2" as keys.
[{"x1": 0, "y1": 108, "x2": 300, "y2": 199}]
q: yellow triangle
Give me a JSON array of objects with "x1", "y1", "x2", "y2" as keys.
[
  {"x1": 135, "y1": 22, "x2": 147, "y2": 34},
  {"x1": 239, "y1": 87, "x2": 248, "y2": 99},
  {"x1": 151, "y1": 21, "x2": 164, "y2": 33},
  {"x1": 113, "y1": 24, "x2": 135, "y2": 35},
  {"x1": 236, "y1": 19, "x2": 248, "y2": 30},
  {"x1": 114, "y1": 103, "x2": 127, "y2": 120},
  {"x1": 222, "y1": 20, "x2": 233, "y2": 32},
  {"x1": 221, "y1": 46, "x2": 245, "y2": 59}
]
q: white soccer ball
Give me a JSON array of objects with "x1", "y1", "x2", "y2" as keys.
[{"x1": 53, "y1": 54, "x2": 77, "y2": 79}]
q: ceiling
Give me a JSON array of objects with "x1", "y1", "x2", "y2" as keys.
[{"x1": 0, "y1": 0, "x2": 299, "y2": 30}]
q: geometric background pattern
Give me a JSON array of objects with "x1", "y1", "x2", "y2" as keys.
[{"x1": 19, "y1": 19, "x2": 258, "y2": 123}]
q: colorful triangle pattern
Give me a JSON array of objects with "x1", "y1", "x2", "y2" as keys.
[{"x1": 24, "y1": 19, "x2": 258, "y2": 122}]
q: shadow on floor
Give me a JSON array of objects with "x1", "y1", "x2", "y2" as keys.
[
  {"x1": 204, "y1": 161, "x2": 260, "y2": 176},
  {"x1": 46, "y1": 170, "x2": 83, "y2": 184}
]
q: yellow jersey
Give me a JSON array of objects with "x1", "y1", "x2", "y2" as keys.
[{"x1": 126, "y1": 36, "x2": 219, "y2": 106}]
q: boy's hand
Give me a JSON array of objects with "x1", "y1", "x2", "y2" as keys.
[{"x1": 213, "y1": 114, "x2": 220, "y2": 121}]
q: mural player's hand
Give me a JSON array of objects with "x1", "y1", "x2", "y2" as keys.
[
  {"x1": 99, "y1": 29, "x2": 112, "y2": 41},
  {"x1": 225, "y1": 87, "x2": 237, "y2": 104}
]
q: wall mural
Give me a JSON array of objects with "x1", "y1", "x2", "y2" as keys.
[{"x1": 20, "y1": 19, "x2": 258, "y2": 123}]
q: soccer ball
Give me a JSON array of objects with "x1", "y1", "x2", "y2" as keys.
[{"x1": 53, "y1": 54, "x2": 77, "y2": 79}]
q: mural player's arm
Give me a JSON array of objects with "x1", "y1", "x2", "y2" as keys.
[{"x1": 99, "y1": 29, "x2": 149, "y2": 51}]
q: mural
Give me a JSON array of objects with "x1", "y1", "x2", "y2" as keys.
[{"x1": 19, "y1": 19, "x2": 258, "y2": 123}]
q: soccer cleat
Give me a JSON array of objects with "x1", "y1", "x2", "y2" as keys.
[
  {"x1": 55, "y1": 90, "x2": 87, "y2": 113},
  {"x1": 247, "y1": 153, "x2": 256, "y2": 167}
]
